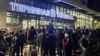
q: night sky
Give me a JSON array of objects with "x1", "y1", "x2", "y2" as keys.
[{"x1": 87, "y1": 0, "x2": 100, "y2": 12}]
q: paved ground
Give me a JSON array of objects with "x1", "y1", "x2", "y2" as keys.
[{"x1": 6, "y1": 45, "x2": 64, "y2": 56}]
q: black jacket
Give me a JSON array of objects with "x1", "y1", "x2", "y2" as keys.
[
  {"x1": 16, "y1": 33, "x2": 26, "y2": 46},
  {"x1": 0, "y1": 38, "x2": 8, "y2": 53}
]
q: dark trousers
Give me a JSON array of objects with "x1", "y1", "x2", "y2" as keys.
[
  {"x1": 65, "y1": 49, "x2": 72, "y2": 56},
  {"x1": 12, "y1": 44, "x2": 24, "y2": 56},
  {"x1": 0, "y1": 53, "x2": 5, "y2": 56},
  {"x1": 58, "y1": 46, "x2": 62, "y2": 56},
  {"x1": 49, "y1": 47, "x2": 55, "y2": 56},
  {"x1": 41, "y1": 48, "x2": 48, "y2": 56}
]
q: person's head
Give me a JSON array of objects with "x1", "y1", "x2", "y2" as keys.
[
  {"x1": 31, "y1": 26, "x2": 34, "y2": 30},
  {"x1": 0, "y1": 31, "x2": 5, "y2": 39},
  {"x1": 84, "y1": 26, "x2": 86, "y2": 29},
  {"x1": 19, "y1": 30, "x2": 24, "y2": 33},
  {"x1": 41, "y1": 28, "x2": 46, "y2": 34},
  {"x1": 65, "y1": 28, "x2": 68, "y2": 31},
  {"x1": 64, "y1": 33, "x2": 69, "y2": 38},
  {"x1": 49, "y1": 23, "x2": 53, "y2": 26},
  {"x1": 77, "y1": 27, "x2": 80, "y2": 30}
]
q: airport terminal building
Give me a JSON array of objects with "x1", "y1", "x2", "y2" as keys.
[{"x1": 0, "y1": 0, "x2": 94, "y2": 31}]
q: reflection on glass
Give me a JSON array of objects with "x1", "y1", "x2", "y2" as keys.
[
  {"x1": 67, "y1": 9, "x2": 70, "y2": 14},
  {"x1": 56, "y1": 6, "x2": 59, "y2": 13},
  {"x1": 23, "y1": 20, "x2": 28, "y2": 29},
  {"x1": 6, "y1": 17, "x2": 11, "y2": 23},
  {"x1": 64, "y1": 8, "x2": 67, "y2": 14},
  {"x1": 60, "y1": 7, "x2": 63, "y2": 13},
  {"x1": 30, "y1": 19, "x2": 36, "y2": 28},
  {"x1": 40, "y1": 20, "x2": 46, "y2": 25}
]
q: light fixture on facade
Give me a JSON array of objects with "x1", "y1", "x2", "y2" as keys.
[
  {"x1": 94, "y1": 20, "x2": 97, "y2": 23},
  {"x1": 90, "y1": 18, "x2": 93, "y2": 21}
]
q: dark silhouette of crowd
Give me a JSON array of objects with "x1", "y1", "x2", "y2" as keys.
[{"x1": 0, "y1": 23, "x2": 100, "y2": 56}]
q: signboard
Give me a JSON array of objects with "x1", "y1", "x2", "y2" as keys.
[{"x1": 10, "y1": 2, "x2": 74, "y2": 20}]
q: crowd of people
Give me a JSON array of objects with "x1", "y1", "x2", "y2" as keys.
[{"x1": 0, "y1": 23, "x2": 100, "y2": 56}]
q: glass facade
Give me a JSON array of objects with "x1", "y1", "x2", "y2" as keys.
[
  {"x1": 68, "y1": 10, "x2": 93, "y2": 28},
  {"x1": 6, "y1": 17, "x2": 19, "y2": 31}
]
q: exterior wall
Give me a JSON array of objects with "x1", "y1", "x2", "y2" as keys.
[
  {"x1": 0, "y1": 10, "x2": 7, "y2": 29},
  {"x1": 0, "y1": 0, "x2": 10, "y2": 10},
  {"x1": 0, "y1": 0, "x2": 10, "y2": 29}
]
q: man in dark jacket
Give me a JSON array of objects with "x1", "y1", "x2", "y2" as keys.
[
  {"x1": 41, "y1": 28, "x2": 48, "y2": 56},
  {"x1": 46, "y1": 22, "x2": 56, "y2": 56},
  {"x1": 12, "y1": 30, "x2": 26, "y2": 56},
  {"x1": 58, "y1": 29, "x2": 64, "y2": 56},
  {"x1": 48, "y1": 34, "x2": 56, "y2": 56},
  {"x1": 47, "y1": 23, "x2": 56, "y2": 56},
  {"x1": 72, "y1": 30, "x2": 80, "y2": 56}
]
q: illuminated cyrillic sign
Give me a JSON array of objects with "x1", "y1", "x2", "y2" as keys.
[{"x1": 10, "y1": 2, "x2": 74, "y2": 20}]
